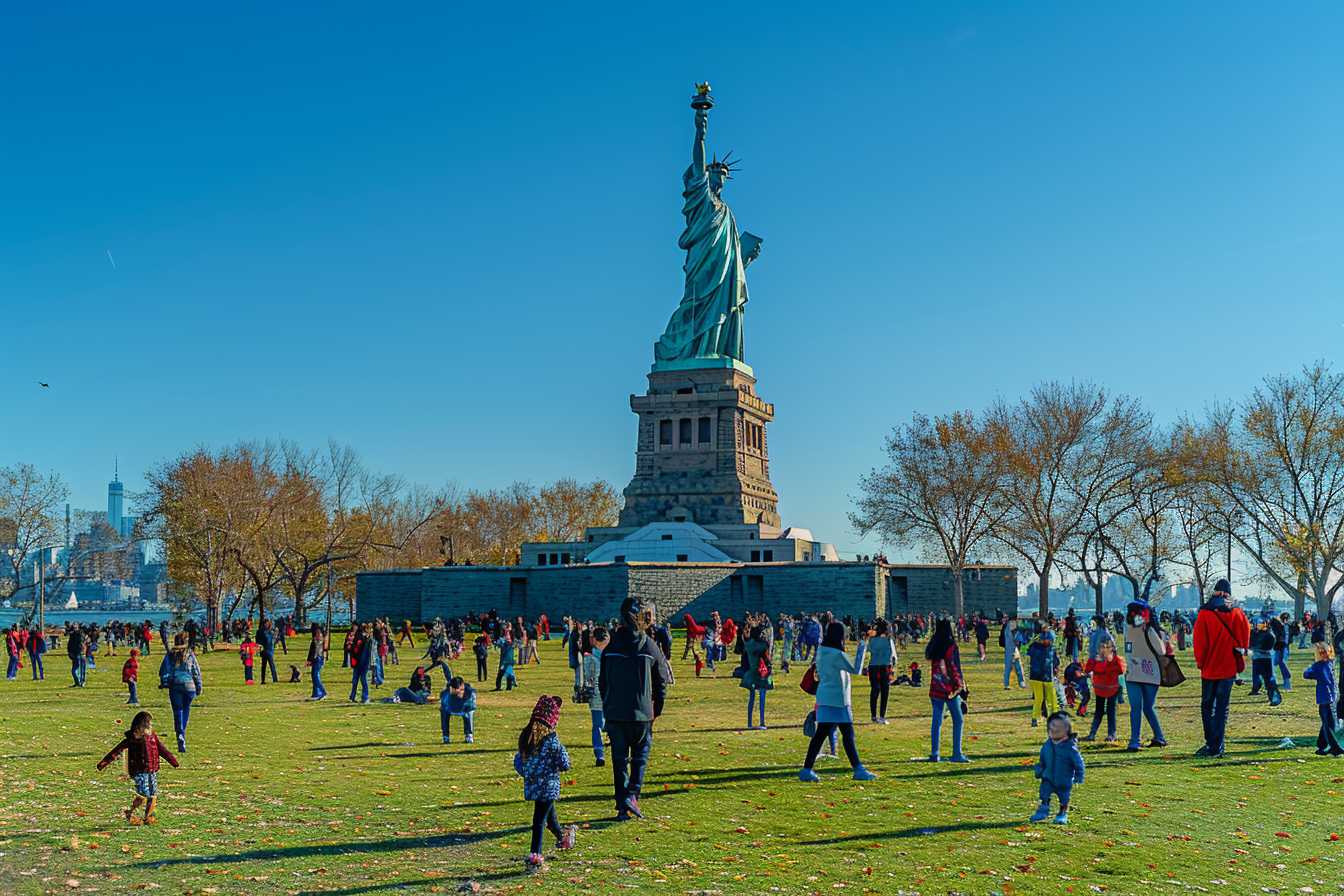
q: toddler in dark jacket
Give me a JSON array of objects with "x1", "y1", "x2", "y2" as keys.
[
  {"x1": 1031, "y1": 711, "x2": 1084, "y2": 825},
  {"x1": 96, "y1": 710, "x2": 179, "y2": 825}
]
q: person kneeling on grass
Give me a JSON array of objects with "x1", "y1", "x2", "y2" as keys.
[
  {"x1": 96, "y1": 710, "x2": 179, "y2": 825},
  {"x1": 1031, "y1": 711, "x2": 1084, "y2": 825},
  {"x1": 385, "y1": 666, "x2": 433, "y2": 704},
  {"x1": 514, "y1": 695, "x2": 577, "y2": 873},
  {"x1": 441, "y1": 676, "x2": 477, "y2": 744}
]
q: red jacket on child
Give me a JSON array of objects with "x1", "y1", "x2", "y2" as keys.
[
  {"x1": 98, "y1": 733, "x2": 179, "y2": 775},
  {"x1": 1083, "y1": 655, "x2": 1125, "y2": 697},
  {"x1": 122, "y1": 656, "x2": 139, "y2": 683}
]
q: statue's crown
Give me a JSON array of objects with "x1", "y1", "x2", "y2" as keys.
[{"x1": 709, "y1": 151, "x2": 740, "y2": 177}]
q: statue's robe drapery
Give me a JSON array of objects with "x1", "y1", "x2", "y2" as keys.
[{"x1": 654, "y1": 164, "x2": 748, "y2": 363}]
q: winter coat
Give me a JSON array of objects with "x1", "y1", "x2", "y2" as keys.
[
  {"x1": 582, "y1": 650, "x2": 604, "y2": 711},
  {"x1": 815, "y1": 642, "x2": 866, "y2": 709},
  {"x1": 599, "y1": 627, "x2": 672, "y2": 722},
  {"x1": 159, "y1": 651, "x2": 203, "y2": 694},
  {"x1": 1036, "y1": 736, "x2": 1085, "y2": 788},
  {"x1": 1027, "y1": 641, "x2": 1058, "y2": 682},
  {"x1": 1125, "y1": 617, "x2": 1171, "y2": 687},
  {"x1": 121, "y1": 657, "x2": 139, "y2": 684},
  {"x1": 99, "y1": 732, "x2": 179, "y2": 776},
  {"x1": 1192, "y1": 600, "x2": 1249, "y2": 680},
  {"x1": 739, "y1": 637, "x2": 774, "y2": 691},
  {"x1": 513, "y1": 732, "x2": 571, "y2": 802},
  {"x1": 1083, "y1": 655, "x2": 1125, "y2": 697},
  {"x1": 440, "y1": 683, "x2": 477, "y2": 715},
  {"x1": 927, "y1": 643, "x2": 964, "y2": 700},
  {"x1": 867, "y1": 636, "x2": 895, "y2": 668},
  {"x1": 1304, "y1": 659, "x2": 1340, "y2": 707}
]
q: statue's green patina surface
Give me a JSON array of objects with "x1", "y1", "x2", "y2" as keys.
[{"x1": 653, "y1": 85, "x2": 762, "y2": 374}]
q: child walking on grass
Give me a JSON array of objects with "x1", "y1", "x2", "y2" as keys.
[
  {"x1": 1081, "y1": 641, "x2": 1124, "y2": 743},
  {"x1": 96, "y1": 710, "x2": 179, "y2": 825},
  {"x1": 513, "y1": 695, "x2": 577, "y2": 872},
  {"x1": 1303, "y1": 642, "x2": 1343, "y2": 756},
  {"x1": 240, "y1": 632, "x2": 257, "y2": 684},
  {"x1": 1031, "y1": 711, "x2": 1084, "y2": 825},
  {"x1": 122, "y1": 648, "x2": 140, "y2": 705}
]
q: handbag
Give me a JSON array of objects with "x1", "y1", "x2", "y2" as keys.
[
  {"x1": 803, "y1": 709, "x2": 817, "y2": 737},
  {"x1": 800, "y1": 663, "x2": 818, "y2": 695},
  {"x1": 1210, "y1": 610, "x2": 1247, "y2": 674},
  {"x1": 1144, "y1": 623, "x2": 1186, "y2": 688}
]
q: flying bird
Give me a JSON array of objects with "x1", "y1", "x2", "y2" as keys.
[{"x1": 38, "y1": 382, "x2": 49, "y2": 388}]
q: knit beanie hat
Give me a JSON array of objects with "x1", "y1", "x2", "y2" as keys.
[
  {"x1": 531, "y1": 694, "x2": 562, "y2": 729},
  {"x1": 1213, "y1": 578, "x2": 1232, "y2": 598}
]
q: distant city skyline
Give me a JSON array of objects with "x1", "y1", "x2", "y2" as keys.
[{"x1": 5, "y1": 4, "x2": 1343, "y2": 557}]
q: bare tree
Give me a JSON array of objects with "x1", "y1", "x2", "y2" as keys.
[
  {"x1": 990, "y1": 382, "x2": 1148, "y2": 618},
  {"x1": 851, "y1": 412, "x2": 1005, "y2": 618},
  {"x1": 0, "y1": 464, "x2": 68, "y2": 605},
  {"x1": 1200, "y1": 363, "x2": 1344, "y2": 618}
]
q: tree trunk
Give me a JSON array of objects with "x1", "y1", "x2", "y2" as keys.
[
  {"x1": 1093, "y1": 580, "x2": 1104, "y2": 618},
  {"x1": 1295, "y1": 572, "x2": 1307, "y2": 620},
  {"x1": 951, "y1": 569, "x2": 965, "y2": 619},
  {"x1": 293, "y1": 596, "x2": 307, "y2": 627},
  {"x1": 1038, "y1": 561, "x2": 1051, "y2": 618}
]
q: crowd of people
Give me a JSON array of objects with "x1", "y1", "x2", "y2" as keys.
[{"x1": 9, "y1": 576, "x2": 1344, "y2": 873}]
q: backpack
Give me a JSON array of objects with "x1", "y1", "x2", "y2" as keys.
[{"x1": 166, "y1": 656, "x2": 195, "y2": 690}]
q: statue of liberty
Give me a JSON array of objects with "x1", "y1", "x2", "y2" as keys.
[{"x1": 654, "y1": 84, "x2": 763, "y2": 369}]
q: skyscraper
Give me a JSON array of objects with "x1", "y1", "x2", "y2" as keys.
[{"x1": 107, "y1": 462, "x2": 124, "y2": 532}]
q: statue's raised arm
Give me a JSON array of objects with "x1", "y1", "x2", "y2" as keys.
[{"x1": 690, "y1": 107, "x2": 708, "y2": 177}]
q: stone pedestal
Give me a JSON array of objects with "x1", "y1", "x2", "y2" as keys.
[{"x1": 619, "y1": 364, "x2": 781, "y2": 528}]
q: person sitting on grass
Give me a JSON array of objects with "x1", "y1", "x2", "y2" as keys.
[
  {"x1": 514, "y1": 695, "x2": 577, "y2": 873},
  {"x1": 1031, "y1": 710, "x2": 1085, "y2": 825},
  {"x1": 96, "y1": 710, "x2": 179, "y2": 826},
  {"x1": 441, "y1": 675, "x2": 477, "y2": 744},
  {"x1": 385, "y1": 666, "x2": 433, "y2": 704}
]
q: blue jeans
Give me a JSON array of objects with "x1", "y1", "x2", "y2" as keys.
[
  {"x1": 5, "y1": 655, "x2": 16, "y2": 679},
  {"x1": 1038, "y1": 779, "x2": 1073, "y2": 808},
  {"x1": 29, "y1": 652, "x2": 42, "y2": 679},
  {"x1": 311, "y1": 656, "x2": 327, "y2": 699},
  {"x1": 607, "y1": 720, "x2": 652, "y2": 811},
  {"x1": 440, "y1": 708, "x2": 474, "y2": 739},
  {"x1": 1200, "y1": 677, "x2": 1233, "y2": 753},
  {"x1": 1126, "y1": 681, "x2": 1165, "y2": 748},
  {"x1": 373, "y1": 654, "x2": 384, "y2": 686},
  {"x1": 168, "y1": 687, "x2": 195, "y2": 739},
  {"x1": 127, "y1": 681, "x2": 138, "y2": 703},
  {"x1": 260, "y1": 651, "x2": 278, "y2": 684},
  {"x1": 70, "y1": 656, "x2": 85, "y2": 686},
  {"x1": 590, "y1": 709, "x2": 605, "y2": 759},
  {"x1": 350, "y1": 665, "x2": 369, "y2": 702},
  {"x1": 1273, "y1": 647, "x2": 1291, "y2": 687},
  {"x1": 1003, "y1": 651, "x2": 1024, "y2": 687},
  {"x1": 746, "y1": 688, "x2": 767, "y2": 727},
  {"x1": 930, "y1": 696, "x2": 964, "y2": 759}
]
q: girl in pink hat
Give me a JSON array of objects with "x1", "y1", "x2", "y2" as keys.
[{"x1": 513, "y1": 694, "x2": 577, "y2": 872}]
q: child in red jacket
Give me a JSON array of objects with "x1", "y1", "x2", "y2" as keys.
[
  {"x1": 122, "y1": 649, "x2": 140, "y2": 705},
  {"x1": 1081, "y1": 642, "x2": 1126, "y2": 743},
  {"x1": 97, "y1": 710, "x2": 179, "y2": 825},
  {"x1": 240, "y1": 634, "x2": 257, "y2": 684}
]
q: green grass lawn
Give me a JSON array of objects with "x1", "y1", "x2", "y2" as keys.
[{"x1": 1, "y1": 636, "x2": 1342, "y2": 896}]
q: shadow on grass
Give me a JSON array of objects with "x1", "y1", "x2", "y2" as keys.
[
  {"x1": 293, "y1": 869, "x2": 530, "y2": 896},
  {"x1": 798, "y1": 819, "x2": 1022, "y2": 845},
  {"x1": 131, "y1": 826, "x2": 532, "y2": 867}
]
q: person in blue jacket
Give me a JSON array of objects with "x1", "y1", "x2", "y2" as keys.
[
  {"x1": 1303, "y1": 642, "x2": 1343, "y2": 756},
  {"x1": 1030, "y1": 710, "x2": 1085, "y2": 825}
]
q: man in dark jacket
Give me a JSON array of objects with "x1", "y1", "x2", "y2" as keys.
[
  {"x1": 257, "y1": 620, "x2": 278, "y2": 684},
  {"x1": 599, "y1": 597, "x2": 672, "y2": 821}
]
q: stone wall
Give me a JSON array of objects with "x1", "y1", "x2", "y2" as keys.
[{"x1": 356, "y1": 562, "x2": 1018, "y2": 625}]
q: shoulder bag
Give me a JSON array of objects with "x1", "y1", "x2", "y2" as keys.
[{"x1": 1144, "y1": 622, "x2": 1185, "y2": 688}]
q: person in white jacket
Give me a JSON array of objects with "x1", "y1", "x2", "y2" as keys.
[{"x1": 800, "y1": 622, "x2": 878, "y2": 782}]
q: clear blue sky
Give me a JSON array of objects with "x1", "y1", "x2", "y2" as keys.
[{"x1": 3, "y1": 2, "x2": 1342, "y2": 556}]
